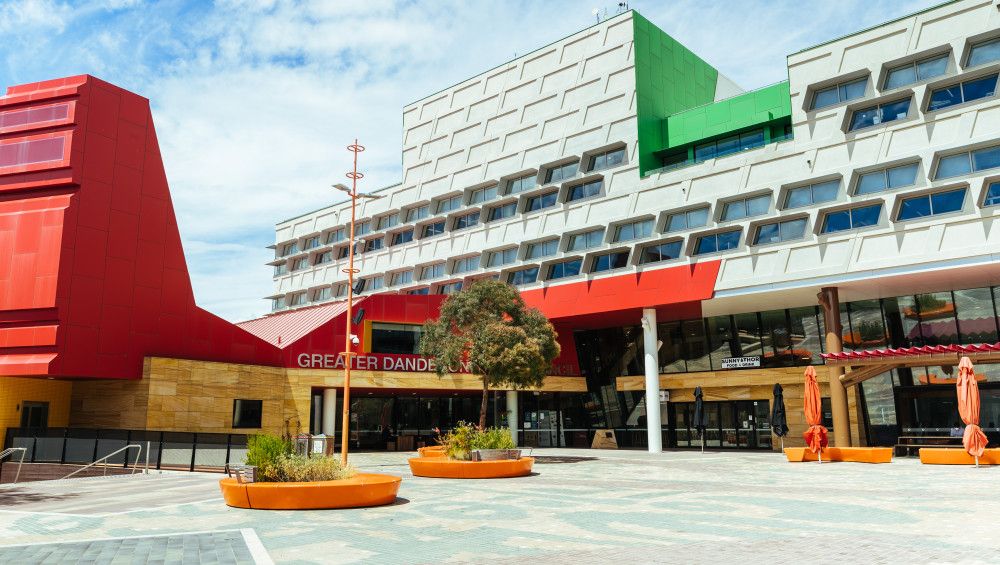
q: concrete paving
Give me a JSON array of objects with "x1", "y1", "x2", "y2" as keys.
[{"x1": 0, "y1": 449, "x2": 998, "y2": 564}]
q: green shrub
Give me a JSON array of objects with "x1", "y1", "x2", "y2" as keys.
[
  {"x1": 438, "y1": 422, "x2": 515, "y2": 460},
  {"x1": 245, "y1": 434, "x2": 290, "y2": 482},
  {"x1": 470, "y1": 427, "x2": 515, "y2": 450},
  {"x1": 276, "y1": 455, "x2": 355, "y2": 482}
]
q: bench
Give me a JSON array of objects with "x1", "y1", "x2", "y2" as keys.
[
  {"x1": 784, "y1": 447, "x2": 893, "y2": 463},
  {"x1": 918, "y1": 448, "x2": 1000, "y2": 465},
  {"x1": 893, "y1": 435, "x2": 960, "y2": 457}
]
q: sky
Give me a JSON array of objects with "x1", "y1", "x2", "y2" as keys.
[{"x1": 0, "y1": 0, "x2": 939, "y2": 322}]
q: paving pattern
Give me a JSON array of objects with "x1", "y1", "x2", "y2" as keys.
[{"x1": 0, "y1": 449, "x2": 998, "y2": 564}]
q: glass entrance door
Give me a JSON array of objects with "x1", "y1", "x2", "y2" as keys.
[{"x1": 668, "y1": 399, "x2": 771, "y2": 450}]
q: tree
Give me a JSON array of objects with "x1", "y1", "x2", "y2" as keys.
[{"x1": 419, "y1": 279, "x2": 560, "y2": 429}]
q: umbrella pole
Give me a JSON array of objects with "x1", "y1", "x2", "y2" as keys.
[
  {"x1": 780, "y1": 437, "x2": 784, "y2": 451},
  {"x1": 701, "y1": 434, "x2": 705, "y2": 453},
  {"x1": 975, "y1": 455, "x2": 979, "y2": 468},
  {"x1": 818, "y1": 449, "x2": 822, "y2": 464}
]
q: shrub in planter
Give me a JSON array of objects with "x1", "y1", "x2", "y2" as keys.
[
  {"x1": 245, "y1": 434, "x2": 291, "y2": 482},
  {"x1": 438, "y1": 422, "x2": 516, "y2": 461},
  {"x1": 245, "y1": 434, "x2": 355, "y2": 482}
]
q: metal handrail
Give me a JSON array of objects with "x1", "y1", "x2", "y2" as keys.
[
  {"x1": 61, "y1": 444, "x2": 142, "y2": 480},
  {"x1": 0, "y1": 447, "x2": 27, "y2": 484}
]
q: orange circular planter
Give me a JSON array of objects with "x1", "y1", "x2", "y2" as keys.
[
  {"x1": 418, "y1": 446, "x2": 446, "y2": 457},
  {"x1": 219, "y1": 473, "x2": 401, "y2": 510},
  {"x1": 408, "y1": 457, "x2": 534, "y2": 479}
]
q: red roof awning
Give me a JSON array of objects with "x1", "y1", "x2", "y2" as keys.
[
  {"x1": 237, "y1": 298, "x2": 364, "y2": 348},
  {"x1": 822, "y1": 342, "x2": 1000, "y2": 362}
]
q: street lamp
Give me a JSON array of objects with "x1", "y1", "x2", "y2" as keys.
[{"x1": 333, "y1": 140, "x2": 383, "y2": 466}]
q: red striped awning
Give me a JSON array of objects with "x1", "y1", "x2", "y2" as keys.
[
  {"x1": 822, "y1": 342, "x2": 1000, "y2": 362},
  {"x1": 237, "y1": 298, "x2": 364, "y2": 348}
]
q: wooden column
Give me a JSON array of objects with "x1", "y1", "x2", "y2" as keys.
[{"x1": 817, "y1": 287, "x2": 851, "y2": 447}]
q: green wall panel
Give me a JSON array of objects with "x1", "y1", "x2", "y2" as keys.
[
  {"x1": 632, "y1": 12, "x2": 720, "y2": 177},
  {"x1": 664, "y1": 81, "x2": 791, "y2": 149}
]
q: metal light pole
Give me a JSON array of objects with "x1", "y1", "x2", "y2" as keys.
[{"x1": 333, "y1": 140, "x2": 382, "y2": 466}]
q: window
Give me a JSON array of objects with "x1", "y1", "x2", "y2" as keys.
[
  {"x1": 936, "y1": 145, "x2": 1000, "y2": 179},
  {"x1": 290, "y1": 292, "x2": 307, "y2": 306},
  {"x1": 568, "y1": 228, "x2": 604, "y2": 251},
  {"x1": 548, "y1": 259, "x2": 582, "y2": 280},
  {"x1": 968, "y1": 37, "x2": 1000, "y2": 67},
  {"x1": 470, "y1": 185, "x2": 497, "y2": 204},
  {"x1": 390, "y1": 229, "x2": 413, "y2": 246},
  {"x1": 525, "y1": 191, "x2": 557, "y2": 212},
  {"x1": 588, "y1": 147, "x2": 626, "y2": 171},
  {"x1": 355, "y1": 221, "x2": 371, "y2": 236},
  {"x1": 753, "y1": 218, "x2": 808, "y2": 245},
  {"x1": 639, "y1": 240, "x2": 682, "y2": 264},
  {"x1": 377, "y1": 213, "x2": 399, "y2": 230},
  {"x1": 984, "y1": 181, "x2": 1000, "y2": 207},
  {"x1": 507, "y1": 174, "x2": 536, "y2": 194},
  {"x1": 812, "y1": 77, "x2": 867, "y2": 109},
  {"x1": 362, "y1": 237, "x2": 383, "y2": 253},
  {"x1": 591, "y1": 251, "x2": 629, "y2": 272},
  {"x1": 390, "y1": 270, "x2": 413, "y2": 286},
  {"x1": 368, "y1": 276, "x2": 384, "y2": 291},
  {"x1": 848, "y1": 98, "x2": 911, "y2": 131},
  {"x1": 884, "y1": 53, "x2": 949, "y2": 89},
  {"x1": 326, "y1": 229, "x2": 345, "y2": 244},
  {"x1": 435, "y1": 195, "x2": 462, "y2": 214},
  {"x1": 420, "y1": 263, "x2": 445, "y2": 280},
  {"x1": 928, "y1": 74, "x2": 997, "y2": 111},
  {"x1": 274, "y1": 263, "x2": 287, "y2": 276},
  {"x1": 314, "y1": 251, "x2": 333, "y2": 265},
  {"x1": 566, "y1": 179, "x2": 602, "y2": 202},
  {"x1": 336, "y1": 245, "x2": 349, "y2": 259},
  {"x1": 613, "y1": 219, "x2": 653, "y2": 242},
  {"x1": 19, "y1": 401, "x2": 49, "y2": 428},
  {"x1": 856, "y1": 162, "x2": 919, "y2": 195},
  {"x1": 545, "y1": 161, "x2": 578, "y2": 183},
  {"x1": 304, "y1": 236, "x2": 320, "y2": 250},
  {"x1": 334, "y1": 284, "x2": 347, "y2": 298},
  {"x1": 281, "y1": 242, "x2": 298, "y2": 256},
  {"x1": 487, "y1": 248, "x2": 517, "y2": 267},
  {"x1": 232, "y1": 399, "x2": 263, "y2": 429},
  {"x1": 526, "y1": 239, "x2": 558, "y2": 259},
  {"x1": 694, "y1": 129, "x2": 765, "y2": 162},
  {"x1": 487, "y1": 201, "x2": 517, "y2": 221},
  {"x1": 693, "y1": 230, "x2": 741, "y2": 255},
  {"x1": 314, "y1": 287, "x2": 333, "y2": 301},
  {"x1": 452, "y1": 255, "x2": 480, "y2": 273},
  {"x1": 508, "y1": 267, "x2": 539, "y2": 286},
  {"x1": 784, "y1": 180, "x2": 839, "y2": 208},
  {"x1": 371, "y1": 322, "x2": 424, "y2": 354},
  {"x1": 721, "y1": 194, "x2": 769, "y2": 221},
  {"x1": 271, "y1": 297, "x2": 286, "y2": 311},
  {"x1": 421, "y1": 220, "x2": 446, "y2": 237},
  {"x1": 439, "y1": 281, "x2": 463, "y2": 294},
  {"x1": 665, "y1": 207, "x2": 709, "y2": 232},
  {"x1": 408, "y1": 287, "x2": 430, "y2": 295},
  {"x1": 405, "y1": 205, "x2": 429, "y2": 222},
  {"x1": 453, "y1": 211, "x2": 480, "y2": 230},
  {"x1": 897, "y1": 188, "x2": 966, "y2": 220},
  {"x1": 820, "y1": 203, "x2": 882, "y2": 233},
  {"x1": 292, "y1": 257, "x2": 309, "y2": 271}
]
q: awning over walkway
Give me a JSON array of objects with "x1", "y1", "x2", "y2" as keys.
[{"x1": 820, "y1": 342, "x2": 1000, "y2": 387}]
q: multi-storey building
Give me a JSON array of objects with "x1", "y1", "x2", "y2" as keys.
[{"x1": 270, "y1": 1, "x2": 1000, "y2": 451}]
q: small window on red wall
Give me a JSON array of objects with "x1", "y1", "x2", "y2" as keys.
[{"x1": 232, "y1": 399, "x2": 263, "y2": 429}]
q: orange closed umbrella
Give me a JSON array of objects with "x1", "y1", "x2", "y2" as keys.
[
  {"x1": 802, "y1": 366, "x2": 828, "y2": 462},
  {"x1": 956, "y1": 356, "x2": 988, "y2": 466}
]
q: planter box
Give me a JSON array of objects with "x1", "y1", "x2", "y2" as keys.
[
  {"x1": 219, "y1": 472, "x2": 402, "y2": 510},
  {"x1": 471, "y1": 449, "x2": 521, "y2": 461},
  {"x1": 408, "y1": 457, "x2": 534, "y2": 479}
]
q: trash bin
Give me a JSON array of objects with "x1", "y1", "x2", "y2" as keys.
[
  {"x1": 294, "y1": 433, "x2": 312, "y2": 457},
  {"x1": 311, "y1": 434, "x2": 334, "y2": 457}
]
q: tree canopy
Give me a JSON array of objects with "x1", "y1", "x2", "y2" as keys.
[{"x1": 419, "y1": 279, "x2": 560, "y2": 428}]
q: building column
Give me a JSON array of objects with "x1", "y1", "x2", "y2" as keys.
[
  {"x1": 322, "y1": 388, "x2": 337, "y2": 437},
  {"x1": 818, "y1": 287, "x2": 851, "y2": 447},
  {"x1": 506, "y1": 390, "x2": 519, "y2": 447},
  {"x1": 642, "y1": 308, "x2": 662, "y2": 453}
]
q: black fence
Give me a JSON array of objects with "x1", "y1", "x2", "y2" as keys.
[{"x1": 2, "y1": 428, "x2": 249, "y2": 472}]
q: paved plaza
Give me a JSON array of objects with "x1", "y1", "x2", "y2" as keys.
[{"x1": 0, "y1": 449, "x2": 998, "y2": 564}]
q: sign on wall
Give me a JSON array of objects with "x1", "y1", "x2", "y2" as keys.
[{"x1": 720, "y1": 356, "x2": 761, "y2": 369}]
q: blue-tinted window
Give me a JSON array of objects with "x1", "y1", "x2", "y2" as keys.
[
  {"x1": 435, "y1": 195, "x2": 462, "y2": 214},
  {"x1": 421, "y1": 221, "x2": 446, "y2": 237},
  {"x1": 526, "y1": 239, "x2": 558, "y2": 259},
  {"x1": 355, "y1": 221, "x2": 371, "y2": 236},
  {"x1": 568, "y1": 228, "x2": 604, "y2": 251},
  {"x1": 567, "y1": 179, "x2": 602, "y2": 202},
  {"x1": 408, "y1": 287, "x2": 430, "y2": 295},
  {"x1": 487, "y1": 201, "x2": 517, "y2": 221},
  {"x1": 812, "y1": 77, "x2": 867, "y2": 109},
  {"x1": 821, "y1": 204, "x2": 882, "y2": 233},
  {"x1": 849, "y1": 98, "x2": 911, "y2": 131},
  {"x1": 588, "y1": 148, "x2": 625, "y2": 171},
  {"x1": 936, "y1": 153, "x2": 973, "y2": 179},
  {"x1": 470, "y1": 185, "x2": 497, "y2": 204},
  {"x1": 722, "y1": 194, "x2": 769, "y2": 221},
  {"x1": 405, "y1": 205, "x2": 429, "y2": 222},
  {"x1": 973, "y1": 145, "x2": 1000, "y2": 172},
  {"x1": 884, "y1": 54, "x2": 948, "y2": 90},
  {"x1": 968, "y1": 38, "x2": 1000, "y2": 67},
  {"x1": 509, "y1": 267, "x2": 539, "y2": 286},
  {"x1": 640, "y1": 240, "x2": 682, "y2": 264},
  {"x1": 420, "y1": 263, "x2": 445, "y2": 280},
  {"x1": 897, "y1": 188, "x2": 966, "y2": 220},
  {"x1": 785, "y1": 180, "x2": 839, "y2": 208},
  {"x1": 984, "y1": 182, "x2": 1000, "y2": 207},
  {"x1": 508, "y1": 174, "x2": 536, "y2": 194},
  {"x1": 391, "y1": 229, "x2": 414, "y2": 246},
  {"x1": 487, "y1": 247, "x2": 517, "y2": 267},
  {"x1": 857, "y1": 162, "x2": 919, "y2": 194},
  {"x1": 452, "y1": 256, "x2": 480, "y2": 274},
  {"x1": 314, "y1": 251, "x2": 332, "y2": 265},
  {"x1": 694, "y1": 129, "x2": 765, "y2": 162},
  {"x1": 591, "y1": 251, "x2": 629, "y2": 272},
  {"x1": 614, "y1": 219, "x2": 654, "y2": 242},
  {"x1": 753, "y1": 218, "x2": 807, "y2": 245},
  {"x1": 326, "y1": 229, "x2": 345, "y2": 244},
  {"x1": 453, "y1": 211, "x2": 480, "y2": 230},
  {"x1": 545, "y1": 162, "x2": 578, "y2": 183},
  {"x1": 929, "y1": 74, "x2": 997, "y2": 111},
  {"x1": 362, "y1": 237, "x2": 383, "y2": 253},
  {"x1": 666, "y1": 207, "x2": 710, "y2": 232},
  {"x1": 548, "y1": 260, "x2": 582, "y2": 280},
  {"x1": 525, "y1": 191, "x2": 557, "y2": 212},
  {"x1": 694, "y1": 230, "x2": 741, "y2": 255}
]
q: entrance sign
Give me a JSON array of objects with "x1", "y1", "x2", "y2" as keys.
[{"x1": 721, "y1": 356, "x2": 761, "y2": 369}]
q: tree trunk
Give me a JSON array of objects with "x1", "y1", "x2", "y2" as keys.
[{"x1": 479, "y1": 378, "x2": 489, "y2": 430}]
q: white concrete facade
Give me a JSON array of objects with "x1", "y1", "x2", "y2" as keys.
[{"x1": 270, "y1": 1, "x2": 1000, "y2": 319}]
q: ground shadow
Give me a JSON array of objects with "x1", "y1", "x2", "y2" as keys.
[
  {"x1": 532, "y1": 456, "x2": 598, "y2": 464},
  {"x1": 0, "y1": 488, "x2": 81, "y2": 506}
]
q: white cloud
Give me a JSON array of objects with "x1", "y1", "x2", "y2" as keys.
[{"x1": 0, "y1": 0, "x2": 941, "y2": 322}]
